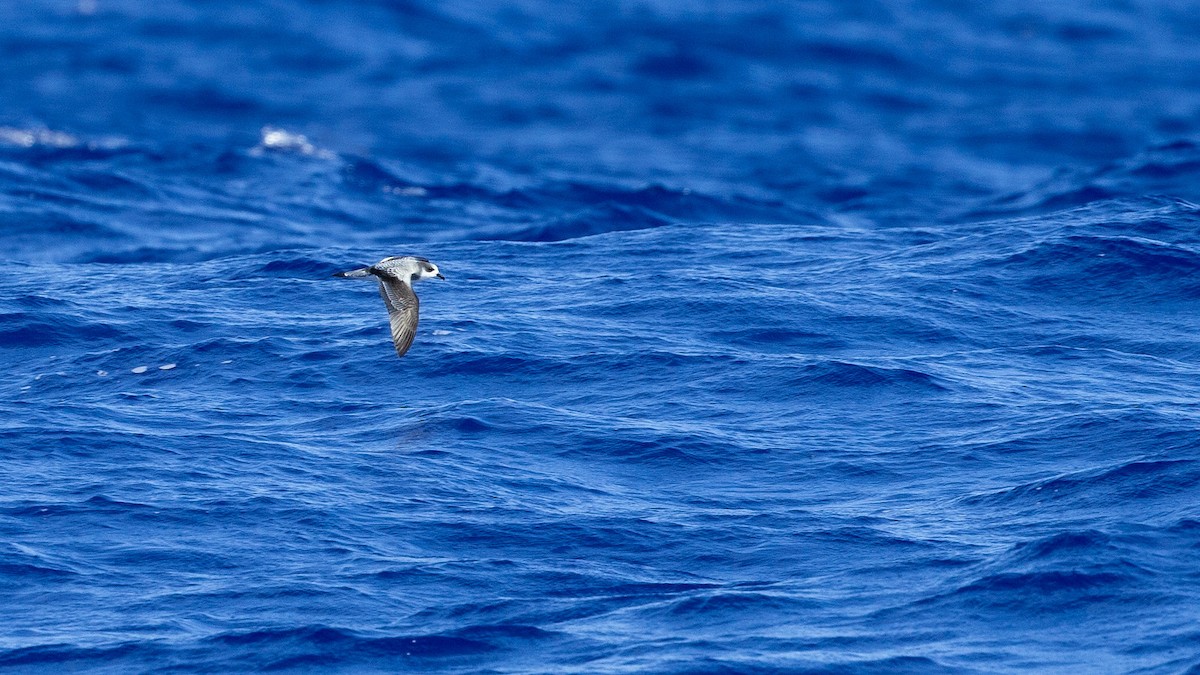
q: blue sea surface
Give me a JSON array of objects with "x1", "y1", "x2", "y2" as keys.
[{"x1": 3, "y1": 1, "x2": 1200, "y2": 672}]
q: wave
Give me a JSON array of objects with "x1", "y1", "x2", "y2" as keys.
[
  {"x1": 918, "y1": 198, "x2": 1200, "y2": 303},
  {"x1": 409, "y1": 397, "x2": 741, "y2": 463},
  {"x1": 0, "y1": 310, "x2": 128, "y2": 348},
  {"x1": 0, "y1": 133, "x2": 821, "y2": 264},
  {"x1": 963, "y1": 458, "x2": 1200, "y2": 510},
  {"x1": 243, "y1": 256, "x2": 343, "y2": 279},
  {"x1": 0, "y1": 643, "x2": 148, "y2": 669},
  {"x1": 0, "y1": 622, "x2": 555, "y2": 670},
  {"x1": 954, "y1": 569, "x2": 1132, "y2": 599},
  {"x1": 887, "y1": 534, "x2": 1149, "y2": 623},
  {"x1": 975, "y1": 141, "x2": 1200, "y2": 216},
  {"x1": 208, "y1": 624, "x2": 496, "y2": 656},
  {"x1": 341, "y1": 155, "x2": 813, "y2": 242},
  {"x1": 659, "y1": 590, "x2": 820, "y2": 625},
  {"x1": 790, "y1": 359, "x2": 947, "y2": 392},
  {"x1": 2, "y1": 495, "x2": 155, "y2": 519},
  {"x1": 1000, "y1": 234, "x2": 1200, "y2": 284}
]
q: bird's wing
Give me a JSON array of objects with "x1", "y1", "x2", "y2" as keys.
[{"x1": 378, "y1": 278, "x2": 420, "y2": 357}]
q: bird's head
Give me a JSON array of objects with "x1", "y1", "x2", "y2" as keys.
[{"x1": 414, "y1": 259, "x2": 445, "y2": 281}]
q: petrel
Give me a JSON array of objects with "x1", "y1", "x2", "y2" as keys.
[{"x1": 334, "y1": 256, "x2": 445, "y2": 357}]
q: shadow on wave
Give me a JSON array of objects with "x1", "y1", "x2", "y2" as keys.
[
  {"x1": 990, "y1": 234, "x2": 1200, "y2": 300},
  {"x1": 889, "y1": 527, "x2": 1153, "y2": 621},
  {"x1": 0, "y1": 310, "x2": 127, "y2": 347},
  {"x1": 207, "y1": 623, "x2": 558, "y2": 669},
  {"x1": 791, "y1": 360, "x2": 947, "y2": 392},
  {"x1": 962, "y1": 458, "x2": 1200, "y2": 510},
  {"x1": 0, "y1": 624, "x2": 559, "y2": 670}
]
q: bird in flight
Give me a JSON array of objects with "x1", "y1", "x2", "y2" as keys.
[{"x1": 334, "y1": 256, "x2": 445, "y2": 357}]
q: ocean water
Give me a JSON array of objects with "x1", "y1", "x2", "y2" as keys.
[{"x1": 3, "y1": 1, "x2": 1200, "y2": 672}]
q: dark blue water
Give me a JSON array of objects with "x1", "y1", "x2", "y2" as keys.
[{"x1": 4, "y1": 1, "x2": 1200, "y2": 672}]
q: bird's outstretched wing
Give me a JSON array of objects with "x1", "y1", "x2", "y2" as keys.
[{"x1": 377, "y1": 278, "x2": 420, "y2": 357}]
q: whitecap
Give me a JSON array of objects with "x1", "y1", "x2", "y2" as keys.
[{"x1": 250, "y1": 126, "x2": 334, "y2": 159}]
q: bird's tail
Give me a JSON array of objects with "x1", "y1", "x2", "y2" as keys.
[{"x1": 333, "y1": 267, "x2": 372, "y2": 278}]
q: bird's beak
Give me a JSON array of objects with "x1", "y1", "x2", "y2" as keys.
[{"x1": 436, "y1": 273, "x2": 446, "y2": 280}]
